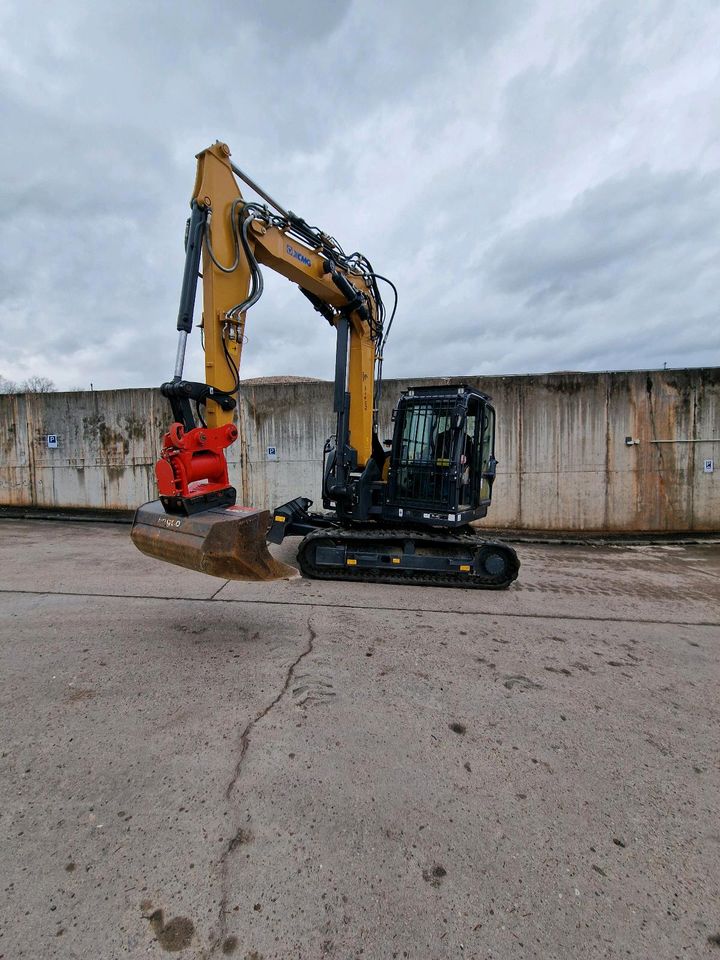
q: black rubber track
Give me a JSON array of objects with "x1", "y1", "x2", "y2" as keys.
[{"x1": 296, "y1": 527, "x2": 520, "y2": 590}]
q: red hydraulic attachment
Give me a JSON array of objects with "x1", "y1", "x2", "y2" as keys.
[
  {"x1": 134, "y1": 420, "x2": 298, "y2": 579},
  {"x1": 156, "y1": 422, "x2": 237, "y2": 505}
]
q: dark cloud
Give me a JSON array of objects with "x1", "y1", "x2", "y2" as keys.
[
  {"x1": 485, "y1": 168, "x2": 720, "y2": 299},
  {"x1": 0, "y1": 0, "x2": 718, "y2": 389},
  {"x1": 477, "y1": 167, "x2": 720, "y2": 370}
]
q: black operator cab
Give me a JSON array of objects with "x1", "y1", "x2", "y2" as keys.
[{"x1": 384, "y1": 385, "x2": 498, "y2": 528}]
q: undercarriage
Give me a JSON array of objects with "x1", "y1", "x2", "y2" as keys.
[{"x1": 296, "y1": 525, "x2": 520, "y2": 589}]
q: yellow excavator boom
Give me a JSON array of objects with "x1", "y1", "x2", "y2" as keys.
[{"x1": 192, "y1": 142, "x2": 377, "y2": 466}]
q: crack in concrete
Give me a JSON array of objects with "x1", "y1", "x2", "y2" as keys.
[
  {"x1": 209, "y1": 579, "x2": 230, "y2": 601},
  {"x1": 224, "y1": 612, "x2": 317, "y2": 800},
  {"x1": 209, "y1": 612, "x2": 317, "y2": 956}
]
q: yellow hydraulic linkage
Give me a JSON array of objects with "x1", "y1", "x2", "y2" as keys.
[{"x1": 131, "y1": 142, "x2": 381, "y2": 580}]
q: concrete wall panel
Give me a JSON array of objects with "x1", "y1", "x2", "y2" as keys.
[
  {"x1": 0, "y1": 394, "x2": 31, "y2": 506},
  {"x1": 1, "y1": 368, "x2": 718, "y2": 532}
]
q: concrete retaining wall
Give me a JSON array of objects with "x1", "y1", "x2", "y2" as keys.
[{"x1": 1, "y1": 369, "x2": 718, "y2": 532}]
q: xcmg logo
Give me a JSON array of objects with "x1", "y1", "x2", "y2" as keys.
[{"x1": 286, "y1": 243, "x2": 311, "y2": 267}]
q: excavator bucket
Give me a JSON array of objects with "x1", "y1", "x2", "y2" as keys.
[{"x1": 131, "y1": 500, "x2": 299, "y2": 581}]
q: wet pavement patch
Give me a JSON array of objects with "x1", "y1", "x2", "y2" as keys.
[
  {"x1": 227, "y1": 828, "x2": 253, "y2": 851},
  {"x1": 65, "y1": 688, "x2": 96, "y2": 703},
  {"x1": 503, "y1": 675, "x2": 542, "y2": 691},
  {"x1": 423, "y1": 864, "x2": 447, "y2": 887},
  {"x1": 146, "y1": 909, "x2": 195, "y2": 952}
]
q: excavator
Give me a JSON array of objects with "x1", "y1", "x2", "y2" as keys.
[{"x1": 131, "y1": 142, "x2": 519, "y2": 589}]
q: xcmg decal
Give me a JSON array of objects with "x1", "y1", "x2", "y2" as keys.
[{"x1": 286, "y1": 243, "x2": 312, "y2": 267}]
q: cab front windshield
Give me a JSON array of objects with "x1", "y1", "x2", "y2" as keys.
[{"x1": 396, "y1": 397, "x2": 494, "y2": 508}]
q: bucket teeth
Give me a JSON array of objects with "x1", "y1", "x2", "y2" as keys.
[{"x1": 131, "y1": 500, "x2": 298, "y2": 581}]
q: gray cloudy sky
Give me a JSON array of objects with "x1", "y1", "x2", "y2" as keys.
[{"x1": 1, "y1": 0, "x2": 718, "y2": 389}]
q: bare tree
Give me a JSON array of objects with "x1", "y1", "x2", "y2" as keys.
[
  {"x1": 0, "y1": 375, "x2": 58, "y2": 394},
  {"x1": 20, "y1": 376, "x2": 56, "y2": 393}
]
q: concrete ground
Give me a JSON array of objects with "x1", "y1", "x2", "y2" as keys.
[{"x1": 0, "y1": 520, "x2": 719, "y2": 960}]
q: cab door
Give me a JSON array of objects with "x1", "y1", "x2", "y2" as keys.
[{"x1": 476, "y1": 403, "x2": 496, "y2": 504}]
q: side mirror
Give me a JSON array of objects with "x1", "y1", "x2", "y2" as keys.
[{"x1": 482, "y1": 455, "x2": 497, "y2": 480}]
